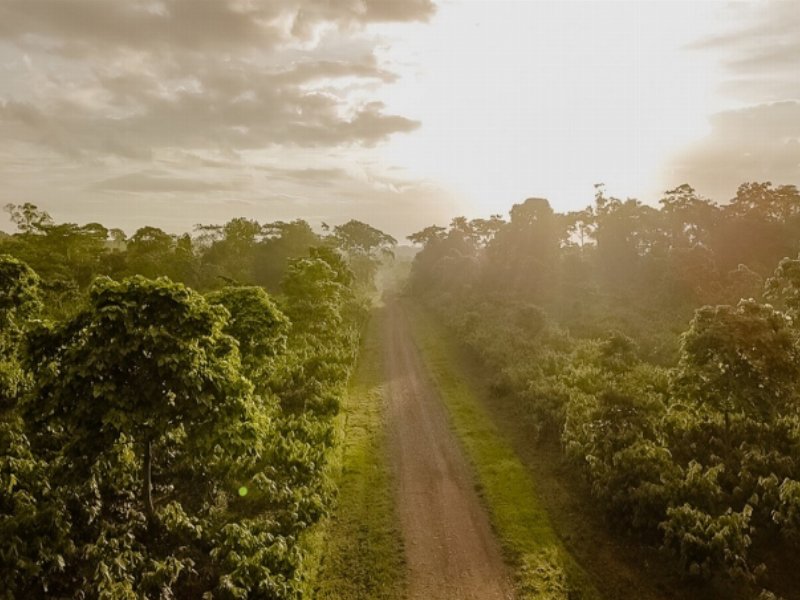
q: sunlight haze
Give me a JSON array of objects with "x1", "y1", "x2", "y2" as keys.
[
  {"x1": 3, "y1": 3, "x2": 800, "y2": 598},
  {"x1": 377, "y1": 1, "x2": 725, "y2": 216},
  {"x1": 0, "y1": 1, "x2": 797, "y2": 239}
]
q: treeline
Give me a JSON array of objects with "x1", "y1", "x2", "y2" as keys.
[
  {"x1": 409, "y1": 182, "x2": 800, "y2": 598},
  {"x1": 0, "y1": 205, "x2": 395, "y2": 598},
  {"x1": 411, "y1": 182, "x2": 800, "y2": 362},
  {"x1": 0, "y1": 203, "x2": 395, "y2": 318}
]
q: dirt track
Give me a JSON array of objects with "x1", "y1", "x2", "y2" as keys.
[{"x1": 383, "y1": 300, "x2": 514, "y2": 600}]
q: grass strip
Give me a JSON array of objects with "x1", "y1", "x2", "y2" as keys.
[
  {"x1": 309, "y1": 308, "x2": 406, "y2": 600},
  {"x1": 406, "y1": 300, "x2": 601, "y2": 600}
]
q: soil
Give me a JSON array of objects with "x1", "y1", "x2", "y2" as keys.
[{"x1": 382, "y1": 299, "x2": 515, "y2": 600}]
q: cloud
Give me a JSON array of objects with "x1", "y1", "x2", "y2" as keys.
[
  {"x1": 0, "y1": 0, "x2": 439, "y2": 238},
  {"x1": 262, "y1": 166, "x2": 348, "y2": 187},
  {"x1": 273, "y1": 57, "x2": 397, "y2": 85},
  {"x1": 0, "y1": 1, "x2": 435, "y2": 54},
  {"x1": 291, "y1": 0, "x2": 436, "y2": 36},
  {"x1": 0, "y1": 0, "x2": 427, "y2": 159},
  {"x1": 91, "y1": 170, "x2": 247, "y2": 193},
  {"x1": 0, "y1": 1, "x2": 282, "y2": 55},
  {"x1": 666, "y1": 2, "x2": 800, "y2": 200},
  {"x1": 668, "y1": 101, "x2": 800, "y2": 201},
  {"x1": 689, "y1": 1, "x2": 800, "y2": 100}
]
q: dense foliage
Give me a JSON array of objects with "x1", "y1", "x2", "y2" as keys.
[
  {"x1": 409, "y1": 182, "x2": 800, "y2": 597},
  {"x1": 0, "y1": 207, "x2": 392, "y2": 598}
]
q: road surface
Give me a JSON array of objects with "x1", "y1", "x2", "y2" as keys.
[{"x1": 383, "y1": 299, "x2": 514, "y2": 600}]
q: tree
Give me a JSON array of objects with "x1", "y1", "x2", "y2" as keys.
[
  {"x1": 332, "y1": 219, "x2": 396, "y2": 257},
  {"x1": 25, "y1": 276, "x2": 253, "y2": 523},
  {"x1": 765, "y1": 255, "x2": 800, "y2": 317},
  {"x1": 563, "y1": 208, "x2": 596, "y2": 250},
  {"x1": 281, "y1": 256, "x2": 346, "y2": 336},
  {"x1": 471, "y1": 215, "x2": 506, "y2": 247},
  {"x1": 122, "y1": 226, "x2": 206, "y2": 286},
  {"x1": 0, "y1": 255, "x2": 41, "y2": 406},
  {"x1": 4, "y1": 203, "x2": 53, "y2": 234},
  {"x1": 309, "y1": 245, "x2": 355, "y2": 288},
  {"x1": 593, "y1": 191, "x2": 662, "y2": 287},
  {"x1": 332, "y1": 220, "x2": 396, "y2": 286},
  {"x1": 252, "y1": 219, "x2": 321, "y2": 291},
  {"x1": 659, "y1": 184, "x2": 718, "y2": 249},
  {"x1": 206, "y1": 286, "x2": 289, "y2": 385},
  {"x1": 127, "y1": 226, "x2": 174, "y2": 256},
  {"x1": 407, "y1": 225, "x2": 446, "y2": 247},
  {"x1": 1, "y1": 207, "x2": 112, "y2": 288},
  {"x1": 487, "y1": 197, "x2": 561, "y2": 296},
  {"x1": 674, "y1": 299, "x2": 799, "y2": 425},
  {"x1": 0, "y1": 256, "x2": 66, "y2": 597},
  {"x1": 712, "y1": 183, "x2": 800, "y2": 275},
  {"x1": 407, "y1": 221, "x2": 480, "y2": 294},
  {"x1": 199, "y1": 218, "x2": 263, "y2": 284},
  {"x1": 0, "y1": 255, "x2": 42, "y2": 327},
  {"x1": 726, "y1": 182, "x2": 800, "y2": 222}
]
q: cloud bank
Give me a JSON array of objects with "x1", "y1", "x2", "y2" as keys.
[
  {"x1": 668, "y1": 1, "x2": 800, "y2": 200},
  {"x1": 0, "y1": 0, "x2": 446, "y2": 238}
]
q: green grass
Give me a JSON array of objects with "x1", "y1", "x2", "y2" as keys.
[
  {"x1": 406, "y1": 300, "x2": 602, "y2": 600},
  {"x1": 308, "y1": 309, "x2": 406, "y2": 600}
]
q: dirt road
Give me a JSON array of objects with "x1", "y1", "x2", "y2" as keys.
[{"x1": 383, "y1": 300, "x2": 514, "y2": 600}]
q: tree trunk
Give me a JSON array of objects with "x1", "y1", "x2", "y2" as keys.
[
  {"x1": 724, "y1": 409, "x2": 730, "y2": 439},
  {"x1": 723, "y1": 409, "x2": 732, "y2": 463},
  {"x1": 144, "y1": 437, "x2": 155, "y2": 524}
]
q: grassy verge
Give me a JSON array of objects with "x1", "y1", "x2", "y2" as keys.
[
  {"x1": 307, "y1": 308, "x2": 406, "y2": 600},
  {"x1": 406, "y1": 300, "x2": 601, "y2": 600}
]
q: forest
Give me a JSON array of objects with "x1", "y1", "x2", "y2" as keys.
[
  {"x1": 408, "y1": 182, "x2": 800, "y2": 598},
  {"x1": 1, "y1": 0, "x2": 797, "y2": 597},
  {"x1": 3, "y1": 181, "x2": 800, "y2": 599},
  {"x1": 0, "y1": 203, "x2": 395, "y2": 598}
]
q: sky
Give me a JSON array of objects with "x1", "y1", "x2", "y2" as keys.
[{"x1": 0, "y1": 0, "x2": 798, "y2": 240}]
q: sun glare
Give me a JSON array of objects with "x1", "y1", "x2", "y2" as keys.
[{"x1": 377, "y1": 1, "x2": 725, "y2": 217}]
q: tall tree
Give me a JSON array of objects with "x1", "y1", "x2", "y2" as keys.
[
  {"x1": 332, "y1": 220, "x2": 396, "y2": 286},
  {"x1": 487, "y1": 197, "x2": 561, "y2": 297},
  {"x1": 26, "y1": 276, "x2": 254, "y2": 523}
]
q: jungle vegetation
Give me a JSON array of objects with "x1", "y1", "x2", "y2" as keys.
[
  {"x1": 408, "y1": 182, "x2": 800, "y2": 598},
  {"x1": 0, "y1": 203, "x2": 395, "y2": 598}
]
